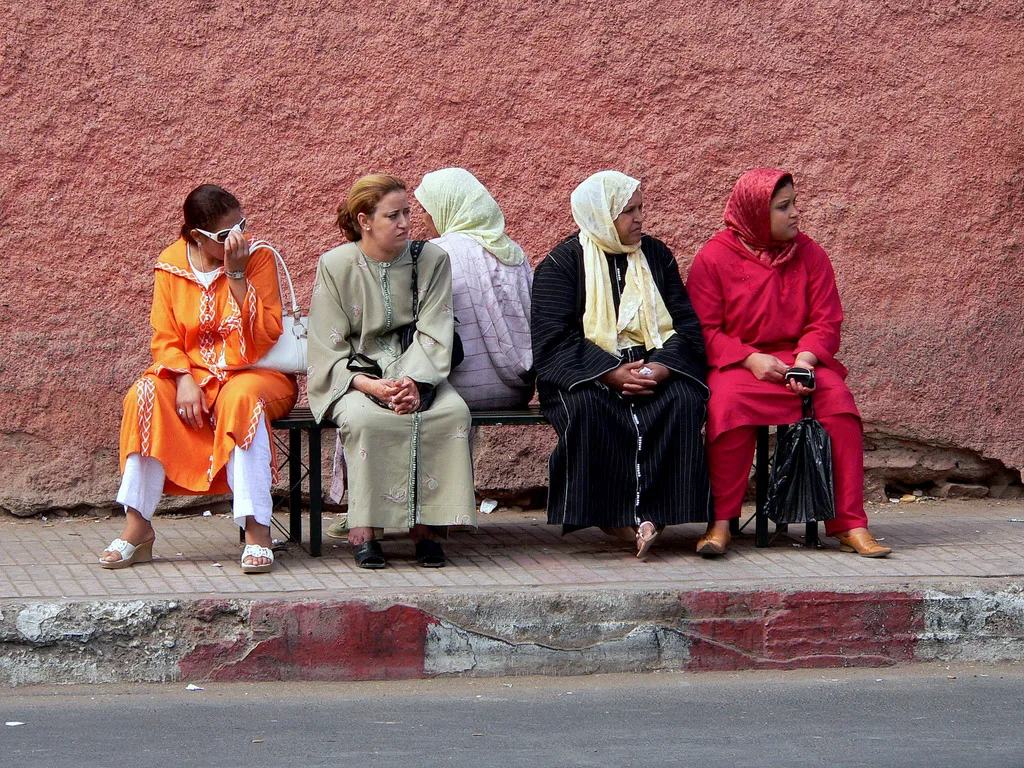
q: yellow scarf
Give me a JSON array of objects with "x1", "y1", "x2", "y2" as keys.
[
  {"x1": 414, "y1": 168, "x2": 525, "y2": 266},
  {"x1": 571, "y1": 171, "x2": 675, "y2": 354}
]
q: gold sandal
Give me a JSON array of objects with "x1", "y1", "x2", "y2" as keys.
[{"x1": 636, "y1": 522, "x2": 661, "y2": 559}]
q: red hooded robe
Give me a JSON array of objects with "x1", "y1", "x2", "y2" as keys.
[{"x1": 686, "y1": 168, "x2": 859, "y2": 442}]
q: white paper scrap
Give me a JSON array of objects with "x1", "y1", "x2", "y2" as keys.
[{"x1": 185, "y1": 684, "x2": 204, "y2": 691}]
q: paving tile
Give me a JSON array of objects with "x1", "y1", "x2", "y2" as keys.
[{"x1": 2, "y1": 501, "x2": 1024, "y2": 601}]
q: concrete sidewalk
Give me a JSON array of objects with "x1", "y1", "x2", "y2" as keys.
[{"x1": 2, "y1": 499, "x2": 1023, "y2": 685}]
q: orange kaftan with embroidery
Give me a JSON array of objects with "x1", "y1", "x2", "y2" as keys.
[{"x1": 119, "y1": 238, "x2": 298, "y2": 495}]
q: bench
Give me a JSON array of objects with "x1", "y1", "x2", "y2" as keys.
[
  {"x1": 269, "y1": 405, "x2": 548, "y2": 556},
  {"x1": 268, "y1": 409, "x2": 817, "y2": 556}
]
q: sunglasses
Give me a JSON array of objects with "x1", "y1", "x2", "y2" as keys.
[{"x1": 195, "y1": 217, "x2": 247, "y2": 244}]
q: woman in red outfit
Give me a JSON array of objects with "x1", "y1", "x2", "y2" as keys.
[{"x1": 686, "y1": 168, "x2": 890, "y2": 557}]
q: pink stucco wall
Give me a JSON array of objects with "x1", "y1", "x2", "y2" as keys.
[{"x1": 2, "y1": 1, "x2": 1022, "y2": 514}]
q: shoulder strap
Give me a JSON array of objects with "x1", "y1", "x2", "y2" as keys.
[
  {"x1": 249, "y1": 240, "x2": 301, "y2": 320},
  {"x1": 409, "y1": 240, "x2": 424, "y2": 321}
]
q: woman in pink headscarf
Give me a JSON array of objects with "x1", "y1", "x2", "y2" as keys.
[{"x1": 686, "y1": 168, "x2": 890, "y2": 558}]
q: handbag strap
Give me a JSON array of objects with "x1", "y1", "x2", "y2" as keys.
[
  {"x1": 409, "y1": 239, "x2": 424, "y2": 321},
  {"x1": 802, "y1": 395, "x2": 814, "y2": 419},
  {"x1": 249, "y1": 240, "x2": 301, "y2": 320}
]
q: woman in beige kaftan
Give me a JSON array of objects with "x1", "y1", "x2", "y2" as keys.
[{"x1": 307, "y1": 174, "x2": 475, "y2": 569}]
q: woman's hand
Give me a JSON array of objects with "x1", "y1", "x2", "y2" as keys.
[
  {"x1": 175, "y1": 373, "x2": 209, "y2": 429},
  {"x1": 389, "y1": 377, "x2": 421, "y2": 415},
  {"x1": 787, "y1": 352, "x2": 819, "y2": 395},
  {"x1": 643, "y1": 363, "x2": 671, "y2": 384},
  {"x1": 742, "y1": 353, "x2": 788, "y2": 384},
  {"x1": 601, "y1": 361, "x2": 661, "y2": 396},
  {"x1": 352, "y1": 374, "x2": 420, "y2": 413},
  {"x1": 787, "y1": 374, "x2": 815, "y2": 396},
  {"x1": 353, "y1": 374, "x2": 401, "y2": 405},
  {"x1": 223, "y1": 229, "x2": 251, "y2": 276}
]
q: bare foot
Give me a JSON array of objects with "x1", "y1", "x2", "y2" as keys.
[
  {"x1": 600, "y1": 526, "x2": 638, "y2": 542},
  {"x1": 347, "y1": 526, "x2": 375, "y2": 547}
]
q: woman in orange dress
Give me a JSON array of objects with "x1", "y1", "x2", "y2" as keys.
[{"x1": 99, "y1": 185, "x2": 298, "y2": 573}]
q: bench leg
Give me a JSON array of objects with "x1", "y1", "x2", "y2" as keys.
[
  {"x1": 806, "y1": 521, "x2": 820, "y2": 546},
  {"x1": 309, "y1": 427, "x2": 322, "y2": 558},
  {"x1": 755, "y1": 426, "x2": 770, "y2": 547},
  {"x1": 288, "y1": 428, "x2": 302, "y2": 543}
]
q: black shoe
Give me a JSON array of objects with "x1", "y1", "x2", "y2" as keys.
[
  {"x1": 415, "y1": 539, "x2": 446, "y2": 568},
  {"x1": 353, "y1": 540, "x2": 386, "y2": 569}
]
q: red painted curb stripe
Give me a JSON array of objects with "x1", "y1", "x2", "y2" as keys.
[
  {"x1": 175, "y1": 591, "x2": 930, "y2": 682},
  {"x1": 179, "y1": 601, "x2": 438, "y2": 682},
  {"x1": 680, "y1": 591, "x2": 926, "y2": 671}
]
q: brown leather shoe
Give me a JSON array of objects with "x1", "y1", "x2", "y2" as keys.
[
  {"x1": 835, "y1": 529, "x2": 892, "y2": 558},
  {"x1": 696, "y1": 528, "x2": 731, "y2": 556}
]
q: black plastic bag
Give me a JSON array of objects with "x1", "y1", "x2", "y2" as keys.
[{"x1": 764, "y1": 396, "x2": 836, "y2": 524}]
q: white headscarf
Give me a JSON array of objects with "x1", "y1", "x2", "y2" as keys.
[
  {"x1": 414, "y1": 168, "x2": 525, "y2": 266},
  {"x1": 570, "y1": 171, "x2": 675, "y2": 355}
]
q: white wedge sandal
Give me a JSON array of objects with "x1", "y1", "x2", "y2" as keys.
[
  {"x1": 240, "y1": 544, "x2": 275, "y2": 574},
  {"x1": 99, "y1": 538, "x2": 154, "y2": 570}
]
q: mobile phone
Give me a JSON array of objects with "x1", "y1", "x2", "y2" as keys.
[{"x1": 785, "y1": 367, "x2": 816, "y2": 389}]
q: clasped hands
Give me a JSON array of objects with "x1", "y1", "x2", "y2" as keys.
[
  {"x1": 742, "y1": 351, "x2": 818, "y2": 396},
  {"x1": 599, "y1": 361, "x2": 670, "y2": 396},
  {"x1": 354, "y1": 374, "x2": 421, "y2": 414}
]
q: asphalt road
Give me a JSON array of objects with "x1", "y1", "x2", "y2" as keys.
[{"x1": 2, "y1": 665, "x2": 1022, "y2": 767}]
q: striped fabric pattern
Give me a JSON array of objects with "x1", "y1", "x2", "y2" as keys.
[{"x1": 532, "y1": 233, "x2": 712, "y2": 529}]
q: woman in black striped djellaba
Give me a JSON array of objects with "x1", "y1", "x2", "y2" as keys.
[{"x1": 531, "y1": 171, "x2": 712, "y2": 559}]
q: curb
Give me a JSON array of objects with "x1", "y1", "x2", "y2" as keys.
[{"x1": 2, "y1": 587, "x2": 1022, "y2": 686}]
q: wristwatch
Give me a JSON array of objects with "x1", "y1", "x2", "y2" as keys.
[{"x1": 225, "y1": 269, "x2": 246, "y2": 279}]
